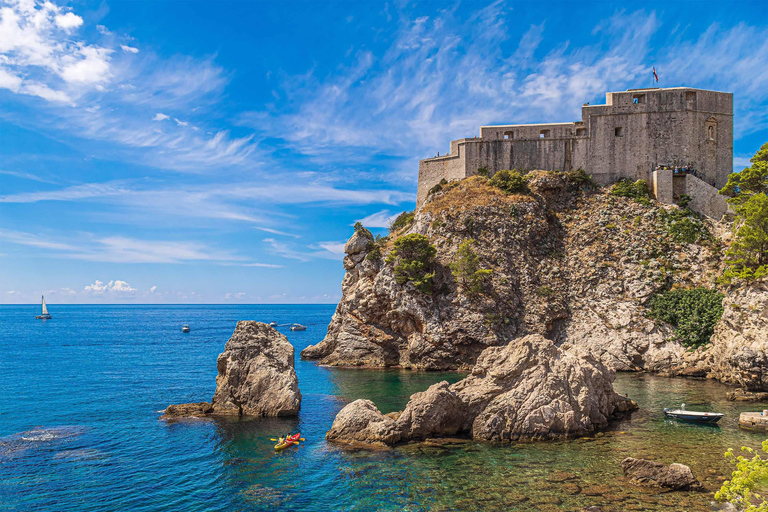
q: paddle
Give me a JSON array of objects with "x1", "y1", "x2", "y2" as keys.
[{"x1": 270, "y1": 437, "x2": 305, "y2": 441}]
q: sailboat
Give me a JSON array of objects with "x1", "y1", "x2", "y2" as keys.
[{"x1": 35, "y1": 296, "x2": 52, "y2": 319}]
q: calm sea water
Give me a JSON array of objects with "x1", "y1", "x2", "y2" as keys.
[{"x1": 1, "y1": 304, "x2": 767, "y2": 512}]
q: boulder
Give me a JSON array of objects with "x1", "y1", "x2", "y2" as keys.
[
  {"x1": 621, "y1": 457, "x2": 702, "y2": 490},
  {"x1": 163, "y1": 321, "x2": 301, "y2": 419},
  {"x1": 161, "y1": 402, "x2": 213, "y2": 419},
  {"x1": 344, "y1": 231, "x2": 372, "y2": 255},
  {"x1": 326, "y1": 399, "x2": 401, "y2": 447},
  {"x1": 326, "y1": 335, "x2": 637, "y2": 446}
]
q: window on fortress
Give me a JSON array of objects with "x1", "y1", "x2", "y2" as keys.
[
  {"x1": 615, "y1": 127, "x2": 623, "y2": 137},
  {"x1": 504, "y1": 131, "x2": 513, "y2": 140},
  {"x1": 539, "y1": 130, "x2": 550, "y2": 139},
  {"x1": 708, "y1": 125, "x2": 715, "y2": 140},
  {"x1": 632, "y1": 94, "x2": 645, "y2": 104},
  {"x1": 576, "y1": 128, "x2": 586, "y2": 136}
]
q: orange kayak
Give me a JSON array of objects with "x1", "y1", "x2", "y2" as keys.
[{"x1": 274, "y1": 433, "x2": 301, "y2": 451}]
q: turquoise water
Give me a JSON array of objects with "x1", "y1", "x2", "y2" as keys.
[{"x1": 1, "y1": 304, "x2": 767, "y2": 511}]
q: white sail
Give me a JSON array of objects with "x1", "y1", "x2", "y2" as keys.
[{"x1": 41, "y1": 296, "x2": 48, "y2": 316}]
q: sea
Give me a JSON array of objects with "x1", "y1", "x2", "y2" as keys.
[{"x1": 0, "y1": 304, "x2": 765, "y2": 511}]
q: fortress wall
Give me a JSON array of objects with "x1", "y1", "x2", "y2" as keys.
[
  {"x1": 480, "y1": 123, "x2": 575, "y2": 141},
  {"x1": 417, "y1": 149, "x2": 467, "y2": 205},
  {"x1": 684, "y1": 174, "x2": 730, "y2": 219},
  {"x1": 652, "y1": 169, "x2": 674, "y2": 204}
]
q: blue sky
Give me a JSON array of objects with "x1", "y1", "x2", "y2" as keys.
[{"x1": 1, "y1": 0, "x2": 767, "y2": 304}]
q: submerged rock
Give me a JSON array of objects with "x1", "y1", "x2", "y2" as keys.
[
  {"x1": 326, "y1": 335, "x2": 636, "y2": 446},
  {"x1": 621, "y1": 457, "x2": 702, "y2": 490},
  {"x1": 163, "y1": 321, "x2": 301, "y2": 419}
]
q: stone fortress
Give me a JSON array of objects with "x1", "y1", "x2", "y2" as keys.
[{"x1": 418, "y1": 87, "x2": 732, "y2": 218}]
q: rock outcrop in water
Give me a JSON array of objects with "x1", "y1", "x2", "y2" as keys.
[
  {"x1": 326, "y1": 335, "x2": 636, "y2": 446},
  {"x1": 621, "y1": 457, "x2": 702, "y2": 490},
  {"x1": 162, "y1": 321, "x2": 301, "y2": 419}
]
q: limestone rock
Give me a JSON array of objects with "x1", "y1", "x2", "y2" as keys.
[
  {"x1": 621, "y1": 457, "x2": 702, "y2": 490},
  {"x1": 727, "y1": 388, "x2": 768, "y2": 402},
  {"x1": 164, "y1": 321, "x2": 301, "y2": 419},
  {"x1": 325, "y1": 399, "x2": 401, "y2": 447},
  {"x1": 161, "y1": 402, "x2": 213, "y2": 419},
  {"x1": 326, "y1": 335, "x2": 636, "y2": 446},
  {"x1": 344, "y1": 230, "x2": 372, "y2": 255},
  {"x1": 211, "y1": 321, "x2": 301, "y2": 416},
  {"x1": 708, "y1": 279, "x2": 768, "y2": 391},
  {"x1": 303, "y1": 175, "x2": 725, "y2": 375}
]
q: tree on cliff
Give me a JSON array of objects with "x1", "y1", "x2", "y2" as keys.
[
  {"x1": 720, "y1": 143, "x2": 768, "y2": 283},
  {"x1": 386, "y1": 234, "x2": 437, "y2": 294},
  {"x1": 720, "y1": 142, "x2": 768, "y2": 205},
  {"x1": 450, "y1": 239, "x2": 492, "y2": 295}
]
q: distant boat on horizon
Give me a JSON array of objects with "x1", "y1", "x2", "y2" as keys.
[{"x1": 35, "y1": 295, "x2": 52, "y2": 320}]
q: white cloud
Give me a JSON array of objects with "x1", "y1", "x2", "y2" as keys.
[
  {"x1": 152, "y1": 113, "x2": 170, "y2": 121},
  {"x1": 314, "y1": 241, "x2": 346, "y2": 256},
  {"x1": 0, "y1": 67, "x2": 22, "y2": 91},
  {"x1": 84, "y1": 279, "x2": 136, "y2": 294},
  {"x1": 54, "y1": 12, "x2": 83, "y2": 31},
  {"x1": 120, "y1": 45, "x2": 139, "y2": 54},
  {"x1": 60, "y1": 45, "x2": 112, "y2": 84},
  {"x1": 7, "y1": 290, "x2": 16, "y2": 294},
  {"x1": 173, "y1": 118, "x2": 188, "y2": 126},
  {"x1": 356, "y1": 209, "x2": 399, "y2": 228},
  {"x1": 149, "y1": 285, "x2": 157, "y2": 293}
]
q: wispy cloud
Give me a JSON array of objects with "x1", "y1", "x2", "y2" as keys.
[
  {"x1": 356, "y1": 209, "x2": 398, "y2": 228},
  {"x1": 0, "y1": 229, "x2": 244, "y2": 264},
  {"x1": 263, "y1": 237, "x2": 345, "y2": 262}
]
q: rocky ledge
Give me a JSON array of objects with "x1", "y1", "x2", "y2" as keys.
[
  {"x1": 621, "y1": 457, "x2": 702, "y2": 490},
  {"x1": 326, "y1": 334, "x2": 636, "y2": 447},
  {"x1": 162, "y1": 321, "x2": 301, "y2": 419}
]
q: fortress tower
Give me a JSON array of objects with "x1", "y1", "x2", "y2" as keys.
[{"x1": 417, "y1": 87, "x2": 733, "y2": 217}]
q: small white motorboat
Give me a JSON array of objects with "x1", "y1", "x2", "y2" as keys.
[
  {"x1": 290, "y1": 324, "x2": 307, "y2": 331},
  {"x1": 664, "y1": 404, "x2": 723, "y2": 424},
  {"x1": 269, "y1": 321, "x2": 278, "y2": 327},
  {"x1": 182, "y1": 324, "x2": 190, "y2": 333}
]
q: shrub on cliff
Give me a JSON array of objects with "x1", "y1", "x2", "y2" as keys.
[
  {"x1": 564, "y1": 168, "x2": 596, "y2": 189},
  {"x1": 659, "y1": 207, "x2": 711, "y2": 244},
  {"x1": 386, "y1": 234, "x2": 437, "y2": 294},
  {"x1": 353, "y1": 222, "x2": 374, "y2": 240},
  {"x1": 489, "y1": 169, "x2": 527, "y2": 194},
  {"x1": 646, "y1": 288, "x2": 724, "y2": 348},
  {"x1": 715, "y1": 439, "x2": 768, "y2": 512},
  {"x1": 428, "y1": 178, "x2": 448, "y2": 196},
  {"x1": 389, "y1": 211, "x2": 415, "y2": 234},
  {"x1": 611, "y1": 179, "x2": 651, "y2": 203},
  {"x1": 449, "y1": 239, "x2": 492, "y2": 295}
]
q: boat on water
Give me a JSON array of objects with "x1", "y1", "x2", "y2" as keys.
[
  {"x1": 269, "y1": 321, "x2": 278, "y2": 327},
  {"x1": 290, "y1": 324, "x2": 307, "y2": 331},
  {"x1": 664, "y1": 404, "x2": 723, "y2": 424},
  {"x1": 274, "y1": 432, "x2": 302, "y2": 451},
  {"x1": 35, "y1": 296, "x2": 52, "y2": 320},
  {"x1": 181, "y1": 324, "x2": 190, "y2": 333}
]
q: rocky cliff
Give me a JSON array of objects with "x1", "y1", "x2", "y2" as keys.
[
  {"x1": 303, "y1": 173, "x2": 734, "y2": 373},
  {"x1": 163, "y1": 321, "x2": 301, "y2": 418}
]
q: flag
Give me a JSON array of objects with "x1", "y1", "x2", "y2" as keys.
[{"x1": 653, "y1": 67, "x2": 659, "y2": 82}]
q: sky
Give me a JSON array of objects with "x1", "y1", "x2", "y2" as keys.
[{"x1": 0, "y1": 0, "x2": 767, "y2": 304}]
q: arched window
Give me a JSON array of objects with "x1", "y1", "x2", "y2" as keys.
[
  {"x1": 503, "y1": 131, "x2": 513, "y2": 140},
  {"x1": 708, "y1": 125, "x2": 714, "y2": 140},
  {"x1": 706, "y1": 117, "x2": 717, "y2": 142}
]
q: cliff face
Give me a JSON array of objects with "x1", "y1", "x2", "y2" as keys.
[{"x1": 303, "y1": 173, "x2": 733, "y2": 374}]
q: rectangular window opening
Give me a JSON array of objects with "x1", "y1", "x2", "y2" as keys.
[
  {"x1": 615, "y1": 127, "x2": 623, "y2": 137},
  {"x1": 632, "y1": 94, "x2": 645, "y2": 104},
  {"x1": 539, "y1": 129, "x2": 550, "y2": 139},
  {"x1": 503, "y1": 131, "x2": 513, "y2": 140},
  {"x1": 576, "y1": 128, "x2": 586, "y2": 136}
]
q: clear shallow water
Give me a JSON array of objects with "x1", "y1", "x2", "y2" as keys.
[{"x1": 1, "y1": 304, "x2": 767, "y2": 512}]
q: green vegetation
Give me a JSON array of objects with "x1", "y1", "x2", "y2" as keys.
[
  {"x1": 646, "y1": 288, "x2": 724, "y2": 348},
  {"x1": 489, "y1": 169, "x2": 527, "y2": 194},
  {"x1": 353, "y1": 221, "x2": 373, "y2": 240},
  {"x1": 563, "y1": 168, "x2": 596, "y2": 189},
  {"x1": 677, "y1": 194, "x2": 692, "y2": 208},
  {"x1": 389, "y1": 211, "x2": 415, "y2": 234},
  {"x1": 477, "y1": 166, "x2": 490, "y2": 177},
  {"x1": 659, "y1": 207, "x2": 711, "y2": 244},
  {"x1": 715, "y1": 439, "x2": 768, "y2": 512},
  {"x1": 386, "y1": 234, "x2": 437, "y2": 294},
  {"x1": 719, "y1": 143, "x2": 768, "y2": 284},
  {"x1": 428, "y1": 178, "x2": 448, "y2": 196},
  {"x1": 536, "y1": 285, "x2": 554, "y2": 297},
  {"x1": 611, "y1": 178, "x2": 651, "y2": 205},
  {"x1": 449, "y1": 239, "x2": 492, "y2": 295}
]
